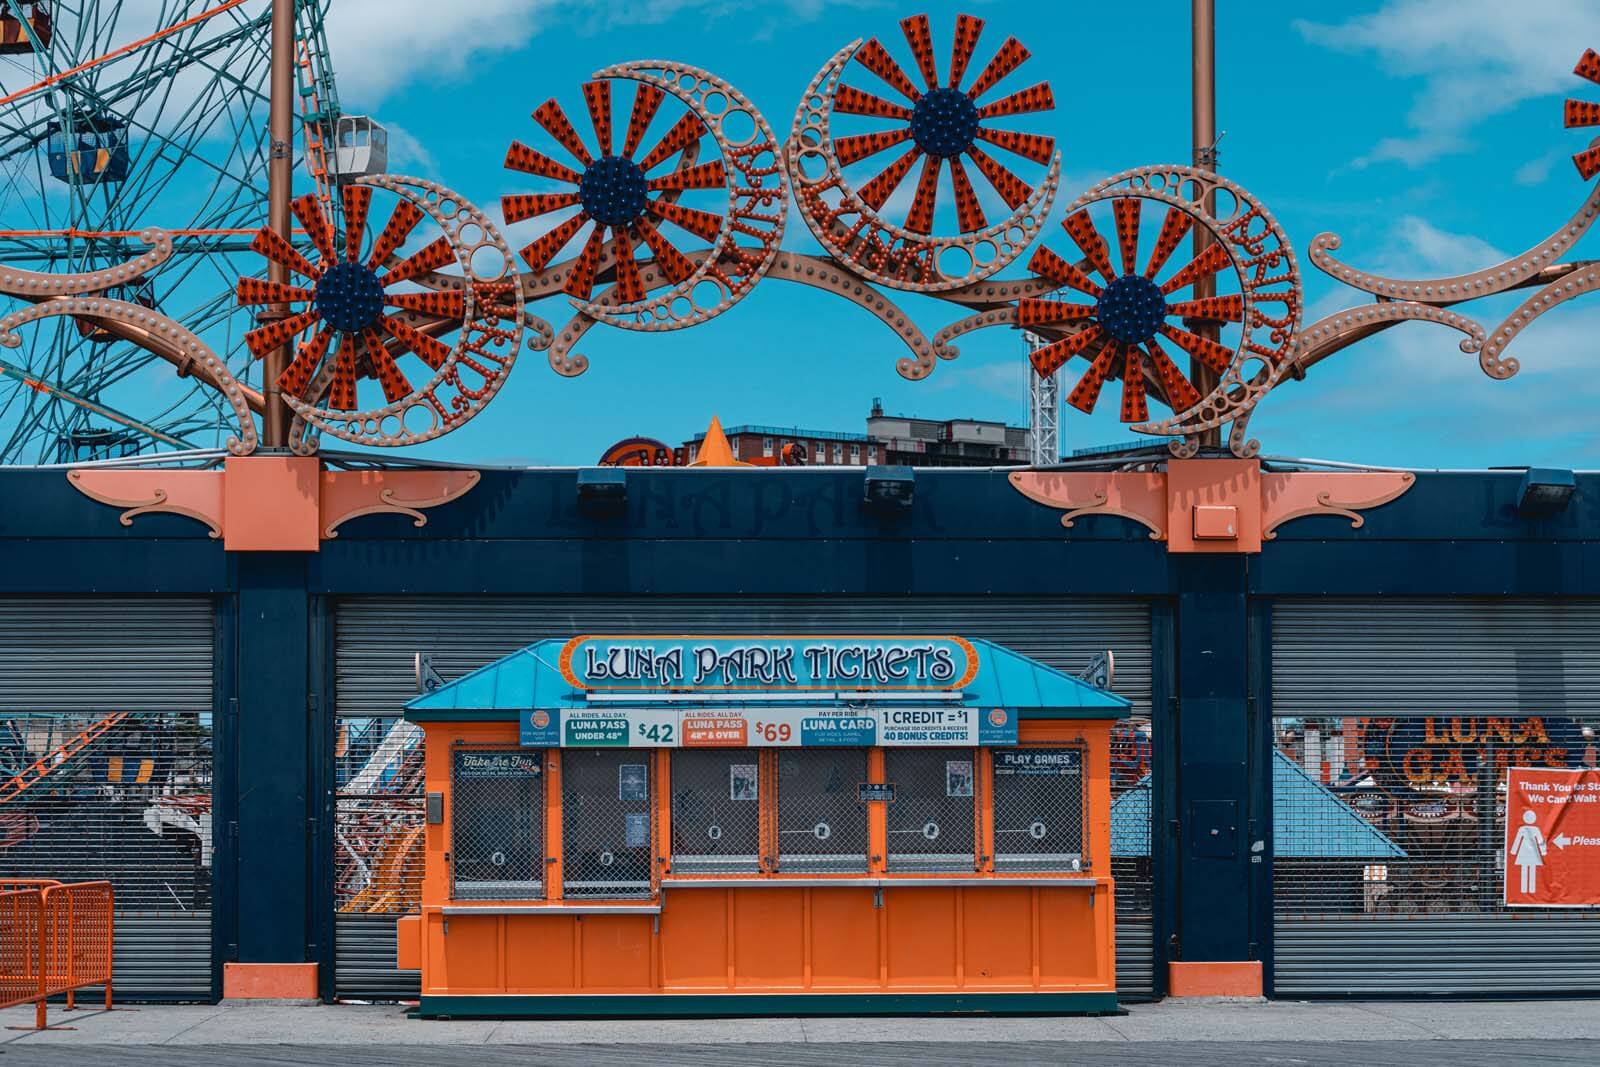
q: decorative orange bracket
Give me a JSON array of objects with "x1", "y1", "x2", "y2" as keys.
[
  {"x1": 1010, "y1": 459, "x2": 1415, "y2": 554},
  {"x1": 68, "y1": 457, "x2": 480, "y2": 552}
]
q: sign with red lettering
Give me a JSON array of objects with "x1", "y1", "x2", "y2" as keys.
[{"x1": 1505, "y1": 767, "x2": 1600, "y2": 908}]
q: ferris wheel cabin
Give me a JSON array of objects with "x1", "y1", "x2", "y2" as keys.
[
  {"x1": 0, "y1": 1, "x2": 51, "y2": 54},
  {"x1": 333, "y1": 115, "x2": 387, "y2": 177},
  {"x1": 45, "y1": 114, "x2": 130, "y2": 184}
]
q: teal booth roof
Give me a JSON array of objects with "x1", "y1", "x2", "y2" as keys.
[
  {"x1": 405, "y1": 637, "x2": 1131, "y2": 720},
  {"x1": 1110, "y1": 750, "x2": 1407, "y2": 859}
]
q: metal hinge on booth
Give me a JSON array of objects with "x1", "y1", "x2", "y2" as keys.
[{"x1": 873, "y1": 888, "x2": 883, "y2": 909}]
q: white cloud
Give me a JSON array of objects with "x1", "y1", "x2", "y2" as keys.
[
  {"x1": 380, "y1": 122, "x2": 437, "y2": 173},
  {"x1": 1296, "y1": 0, "x2": 1600, "y2": 168},
  {"x1": 1513, "y1": 150, "x2": 1562, "y2": 187}
]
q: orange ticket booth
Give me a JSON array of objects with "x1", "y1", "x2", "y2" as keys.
[{"x1": 398, "y1": 634, "x2": 1130, "y2": 1017}]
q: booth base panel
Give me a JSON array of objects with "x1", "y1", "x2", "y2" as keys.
[{"x1": 415, "y1": 991, "x2": 1121, "y2": 1019}]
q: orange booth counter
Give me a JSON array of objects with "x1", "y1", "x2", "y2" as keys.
[{"x1": 399, "y1": 635, "x2": 1130, "y2": 1017}]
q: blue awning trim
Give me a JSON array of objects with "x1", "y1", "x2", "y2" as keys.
[{"x1": 405, "y1": 637, "x2": 1130, "y2": 719}]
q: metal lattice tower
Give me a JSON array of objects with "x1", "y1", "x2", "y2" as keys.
[
  {"x1": 0, "y1": 1, "x2": 342, "y2": 464},
  {"x1": 1023, "y1": 330, "x2": 1060, "y2": 465}
]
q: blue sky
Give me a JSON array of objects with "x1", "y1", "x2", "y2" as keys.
[{"x1": 322, "y1": 0, "x2": 1600, "y2": 468}]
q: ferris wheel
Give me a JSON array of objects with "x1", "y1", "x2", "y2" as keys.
[{"x1": 0, "y1": 1, "x2": 356, "y2": 464}]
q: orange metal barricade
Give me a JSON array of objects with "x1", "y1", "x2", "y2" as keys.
[{"x1": 0, "y1": 881, "x2": 114, "y2": 1031}]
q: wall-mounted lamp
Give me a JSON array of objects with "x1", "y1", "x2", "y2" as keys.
[
  {"x1": 863, "y1": 465, "x2": 915, "y2": 512},
  {"x1": 576, "y1": 467, "x2": 627, "y2": 516},
  {"x1": 1517, "y1": 468, "x2": 1576, "y2": 518}
]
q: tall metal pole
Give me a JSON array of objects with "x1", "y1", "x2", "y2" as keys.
[
  {"x1": 1190, "y1": 0, "x2": 1221, "y2": 448},
  {"x1": 264, "y1": 0, "x2": 295, "y2": 447}
]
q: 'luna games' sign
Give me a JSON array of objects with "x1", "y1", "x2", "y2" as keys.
[{"x1": 558, "y1": 635, "x2": 979, "y2": 692}]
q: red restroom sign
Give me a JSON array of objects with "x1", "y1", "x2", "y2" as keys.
[{"x1": 1505, "y1": 767, "x2": 1600, "y2": 907}]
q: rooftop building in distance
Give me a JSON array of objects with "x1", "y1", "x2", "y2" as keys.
[{"x1": 676, "y1": 400, "x2": 1035, "y2": 467}]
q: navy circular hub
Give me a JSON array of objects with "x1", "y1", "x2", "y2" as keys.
[
  {"x1": 580, "y1": 155, "x2": 647, "y2": 227},
  {"x1": 314, "y1": 261, "x2": 384, "y2": 334},
  {"x1": 1095, "y1": 274, "x2": 1168, "y2": 345},
  {"x1": 909, "y1": 88, "x2": 979, "y2": 159}
]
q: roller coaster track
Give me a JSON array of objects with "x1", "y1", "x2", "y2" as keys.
[{"x1": 0, "y1": 711, "x2": 132, "y2": 806}]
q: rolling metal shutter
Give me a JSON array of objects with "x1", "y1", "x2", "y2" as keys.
[
  {"x1": 0, "y1": 598, "x2": 215, "y2": 1000},
  {"x1": 1271, "y1": 598, "x2": 1600, "y2": 996},
  {"x1": 331, "y1": 596, "x2": 1155, "y2": 1000}
]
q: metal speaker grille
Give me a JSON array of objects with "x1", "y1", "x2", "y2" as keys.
[
  {"x1": 336, "y1": 717, "x2": 425, "y2": 914},
  {"x1": 670, "y1": 748, "x2": 761, "y2": 874},
  {"x1": 562, "y1": 749, "x2": 653, "y2": 897},
  {"x1": 775, "y1": 749, "x2": 868, "y2": 872},
  {"x1": 992, "y1": 746, "x2": 1086, "y2": 872},
  {"x1": 885, "y1": 748, "x2": 977, "y2": 872},
  {"x1": 1272, "y1": 715, "x2": 1600, "y2": 919},
  {"x1": 450, "y1": 749, "x2": 544, "y2": 901}
]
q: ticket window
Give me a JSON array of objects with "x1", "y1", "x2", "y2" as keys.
[
  {"x1": 774, "y1": 748, "x2": 869, "y2": 873},
  {"x1": 561, "y1": 749, "x2": 653, "y2": 897},
  {"x1": 991, "y1": 746, "x2": 1086, "y2": 873},
  {"x1": 885, "y1": 748, "x2": 978, "y2": 872},
  {"x1": 450, "y1": 749, "x2": 545, "y2": 900},
  {"x1": 670, "y1": 748, "x2": 762, "y2": 874}
]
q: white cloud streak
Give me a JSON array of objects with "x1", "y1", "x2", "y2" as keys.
[{"x1": 1296, "y1": 0, "x2": 1600, "y2": 169}]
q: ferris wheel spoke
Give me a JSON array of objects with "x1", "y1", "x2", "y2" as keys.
[
  {"x1": 328, "y1": 334, "x2": 359, "y2": 411},
  {"x1": 949, "y1": 157, "x2": 986, "y2": 233},
  {"x1": 278, "y1": 329, "x2": 333, "y2": 399},
  {"x1": 235, "y1": 279, "x2": 314, "y2": 307},
  {"x1": 501, "y1": 191, "x2": 583, "y2": 223},
  {"x1": 900, "y1": 14, "x2": 939, "y2": 90},
  {"x1": 1113, "y1": 198, "x2": 1141, "y2": 277},
  {"x1": 504, "y1": 141, "x2": 584, "y2": 184},
  {"x1": 650, "y1": 199, "x2": 724, "y2": 242},
  {"x1": 976, "y1": 82, "x2": 1054, "y2": 119},
  {"x1": 622, "y1": 84, "x2": 666, "y2": 158},
  {"x1": 852, "y1": 38, "x2": 921, "y2": 102},
  {"x1": 382, "y1": 237, "x2": 455, "y2": 287},
  {"x1": 251, "y1": 228, "x2": 320, "y2": 281},
  {"x1": 1143, "y1": 206, "x2": 1194, "y2": 279},
  {"x1": 1066, "y1": 340, "x2": 1121, "y2": 414},
  {"x1": 367, "y1": 200, "x2": 426, "y2": 269},
  {"x1": 1166, "y1": 295, "x2": 1244, "y2": 323},
  {"x1": 833, "y1": 84, "x2": 914, "y2": 121},
  {"x1": 835, "y1": 128, "x2": 913, "y2": 166},
  {"x1": 1145, "y1": 338, "x2": 1203, "y2": 411},
  {"x1": 244, "y1": 309, "x2": 319, "y2": 359},
  {"x1": 1062, "y1": 209, "x2": 1118, "y2": 285},
  {"x1": 637, "y1": 112, "x2": 707, "y2": 172},
  {"x1": 342, "y1": 186, "x2": 373, "y2": 263},
  {"x1": 583, "y1": 81, "x2": 614, "y2": 157},
  {"x1": 966, "y1": 36, "x2": 1029, "y2": 101},
  {"x1": 291, "y1": 194, "x2": 338, "y2": 266},
  {"x1": 948, "y1": 14, "x2": 985, "y2": 89},
  {"x1": 1159, "y1": 241, "x2": 1232, "y2": 295},
  {"x1": 964, "y1": 145, "x2": 1031, "y2": 210},
  {"x1": 611, "y1": 227, "x2": 646, "y2": 304},
  {"x1": 857, "y1": 146, "x2": 921, "y2": 210},
  {"x1": 533, "y1": 98, "x2": 594, "y2": 166},
  {"x1": 385, "y1": 291, "x2": 466, "y2": 319},
  {"x1": 1030, "y1": 323, "x2": 1102, "y2": 377},
  {"x1": 1120, "y1": 346, "x2": 1149, "y2": 423},
  {"x1": 518, "y1": 212, "x2": 590, "y2": 272},
  {"x1": 359, "y1": 326, "x2": 412, "y2": 405},
  {"x1": 634, "y1": 218, "x2": 697, "y2": 284},
  {"x1": 647, "y1": 160, "x2": 726, "y2": 192},
  {"x1": 379, "y1": 315, "x2": 452, "y2": 371},
  {"x1": 972, "y1": 127, "x2": 1054, "y2": 164},
  {"x1": 905, "y1": 155, "x2": 941, "y2": 235},
  {"x1": 1158, "y1": 322, "x2": 1234, "y2": 375},
  {"x1": 563, "y1": 225, "x2": 609, "y2": 300},
  {"x1": 1027, "y1": 246, "x2": 1103, "y2": 298},
  {"x1": 1016, "y1": 297, "x2": 1095, "y2": 327}
]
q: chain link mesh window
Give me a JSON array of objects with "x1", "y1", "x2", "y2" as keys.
[
  {"x1": 562, "y1": 749, "x2": 653, "y2": 897},
  {"x1": 450, "y1": 749, "x2": 544, "y2": 900},
  {"x1": 885, "y1": 748, "x2": 977, "y2": 872},
  {"x1": 0, "y1": 711, "x2": 212, "y2": 908},
  {"x1": 775, "y1": 749, "x2": 868, "y2": 872},
  {"x1": 1273, "y1": 715, "x2": 1600, "y2": 917},
  {"x1": 992, "y1": 746, "x2": 1086, "y2": 872},
  {"x1": 670, "y1": 749, "x2": 761, "y2": 874},
  {"x1": 335, "y1": 717, "x2": 425, "y2": 913}
]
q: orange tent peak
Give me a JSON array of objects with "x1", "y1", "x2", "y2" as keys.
[{"x1": 688, "y1": 416, "x2": 752, "y2": 468}]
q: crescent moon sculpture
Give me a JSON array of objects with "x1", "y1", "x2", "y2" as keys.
[
  {"x1": 785, "y1": 13, "x2": 1061, "y2": 298},
  {"x1": 499, "y1": 64, "x2": 786, "y2": 376},
  {"x1": 236, "y1": 175, "x2": 533, "y2": 455}
]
